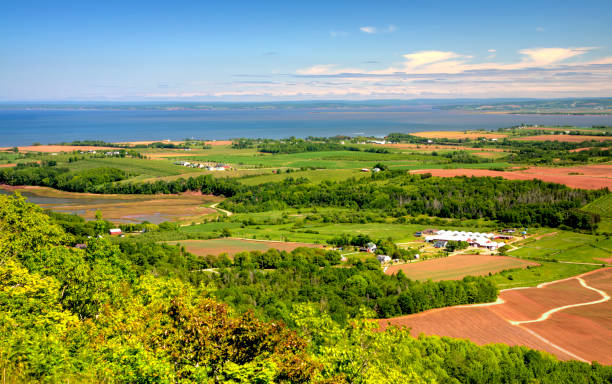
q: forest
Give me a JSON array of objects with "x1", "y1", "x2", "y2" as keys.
[
  {"x1": 1, "y1": 163, "x2": 605, "y2": 231},
  {"x1": 221, "y1": 173, "x2": 604, "y2": 230},
  {"x1": 3, "y1": 193, "x2": 612, "y2": 383},
  {"x1": 210, "y1": 249, "x2": 498, "y2": 323}
]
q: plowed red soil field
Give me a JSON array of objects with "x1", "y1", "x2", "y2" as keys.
[
  {"x1": 383, "y1": 143, "x2": 507, "y2": 152},
  {"x1": 0, "y1": 145, "x2": 116, "y2": 153},
  {"x1": 379, "y1": 268, "x2": 612, "y2": 364},
  {"x1": 411, "y1": 131, "x2": 508, "y2": 139},
  {"x1": 411, "y1": 164, "x2": 612, "y2": 189},
  {"x1": 384, "y1": 255, "x2": 538, "y2": 281}
]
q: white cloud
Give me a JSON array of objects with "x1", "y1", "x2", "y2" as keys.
[
  {"x1": 536, "y1": 26, "x2": 545, "y2": 32},
  {"x1": 296, "y1": 64, "x2": 339, "y2": 75},
  {"x1": 287, "y1": 46, "x2": 612, "y2": 99},
  {"x1": 359, "y1": 25, "x2": 396, "y2": 34},
  {"x1": 360, "y1": 26, "x2": 377, "y2": 34},
  {"x1": 518, "y1": 47, "x2": 594, "y2": 66},
  {"x1": 402, "y1": 51, "x2": 464, "y2": 70},
  {"x1": 145, "y1": 46, "x2": 612, "y2": 100}
]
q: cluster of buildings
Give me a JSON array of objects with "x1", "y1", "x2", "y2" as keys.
[
  {"x1": 174, "y1": 161, "x2": 231, "y2": 171},
  {"x1": 77, "y1": 149, "x2": 123, "y2": 157},
  {"x1": 360, "y1": 167, "x2": 382, "y2": 172},
  {"x1": 420, "y1": 229, "x2": 508, "y2": 251}
]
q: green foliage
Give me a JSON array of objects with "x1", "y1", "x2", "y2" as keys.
[
  {"x1": 292, "y1": 304, "x2": 612, "y2": 383},
  {"x1": 442, "y1": 150, "x2": 489, "y2": 163},
  {"x1": 0, "y1": 193, "x2": 322, "y2": 382},
  {"x1": 222, "y1": 173, "x2": 605, "y2": 231},
  {"x1": 445, "y1": 240, "x2": 469, "y2": 252},
  {"x1": 1, "y1": 188, "x2": 611, "y2": 383},
  {"x1": 0, "y1": 165, "x2": 127, "y2": 192},
  {"x1": 211, "y1": 249, "x2": 498, "y2": 324},
  {"x1": 0, "y1": 193, "x2": 70, "y2": 261},
  {"x1": 258, "y1": 139, "x2": 360, "y2": 154}
]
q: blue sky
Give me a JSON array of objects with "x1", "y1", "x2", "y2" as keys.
[{"x1": 1, "y1": 0, "x2": 611, "y2": 100}]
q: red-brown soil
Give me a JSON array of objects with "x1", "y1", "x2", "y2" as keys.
[
  {"x1": 0, "y1": 145, "x2": 116, "y2": 153},
  {"x1": 205, "y1": 140, "x2": 232, "y2": 146},
  {"x1": 384, "y1": 255, "x2": 538, "y2": 281},
  {"x1": 521, "y1": 127, "x2": 605, "y2": 133},
  {"x1": 490, "y1": 279, "x2": 601, "y2": 322},
  {"x1": 383, "y1": 143, "x2": 507, "y2": 152},
  {"x1": 378, "y1": 268, "x2": 612, "y2": 363},
  {"x1": 114, "y1": 140, "x2": 186, "y2": 146},
  {"x1": 114, "y1": 140, "x2": 231, "y2": 146},
  {"x1": 513, "y1": 135, "x2": 611, "y2": 143},
  {"x1": 0, "y1": 163, "x2": 16, "y2": 167},
  {"x1": 569, "y1": 147, "x2": 608, "y2": 152},
  {"x1": 411, "y1": 131, "x2": 508, "y2": 139},
  {"x1": 165, "y1": 238, "x2": 324, "y2": 257},
  {"x1": 521, "y1": 269, "x2": 612, "y2": 364},
  {"x1": 534, "y1": 232, "x2": 557, "y2": 240},
  {"x1": 411, "y1": 164, "x2": 612, "y2": 190},
  {"x1": 378, "y1": 306, "x2": 576, "y2": 360}
]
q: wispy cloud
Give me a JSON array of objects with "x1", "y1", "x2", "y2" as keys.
[
  {"x1": 536, "y1": 26, "x2": 546, "y2": 32},
  {"x1": 298, "y1": 47, "x2": 601, "y2": 76},
  {"x1": 296, "y1": 64, "x2": 335, "y2": 75},
  {"x1": 359, "y1": 25, "x2": 396, "y2": 34},
  {"x1": 144, "y1": 47, "x2": 612, "y2": 100},
  {"x1": 282, "y1": 46, "x2": 612, "y2": 99},
  {"x1": 518, "y1": 47, "x2": 593, "y2": 66},
  {"x1": 360, "y1": 26, "x2": 377, "y2": 34}
]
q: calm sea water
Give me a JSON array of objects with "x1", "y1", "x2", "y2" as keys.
[{"x1": 1, "y1": 107, "x2": 611, "y2": 146}]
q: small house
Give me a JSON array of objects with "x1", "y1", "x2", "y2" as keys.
[
  {"x1": 376, "y1": 255, "x2": 392, "y2": 263},
  {"x1": 109, "y1": 228, "x2": 122, "y2": 236},
  {"x1": 74, "y1": 243, "x2": 87, "y2": 250},
  {"x1": 366, "y1": 242, "x2": 377, "y2": 253}
]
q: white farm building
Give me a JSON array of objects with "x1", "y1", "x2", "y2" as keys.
[{"x1": 425, "y1": 230, "x2": 505, "y2": 250}]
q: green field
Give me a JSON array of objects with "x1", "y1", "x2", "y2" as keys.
[
  {"x1": 583, "y1": 193, "x2": 612, "y2": 218},
  {"x1": 4, "y1": 142, "x2": 514, "y2": 188},
  {"x1": 509, "y1": 230, "x2": 612, "y2": 264},
  {"x1": 65, "y1": 157, "x2": 202, "y2": 179},
  {"x1": 486, "y1": 261, "x2": 599, "y2": 288},
  {"x1": 179, "y1": 207, "x2": 498, "y2": 245},
  {"x1": 164, "y1": 237, "x2": 322, "y2": 257}
]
